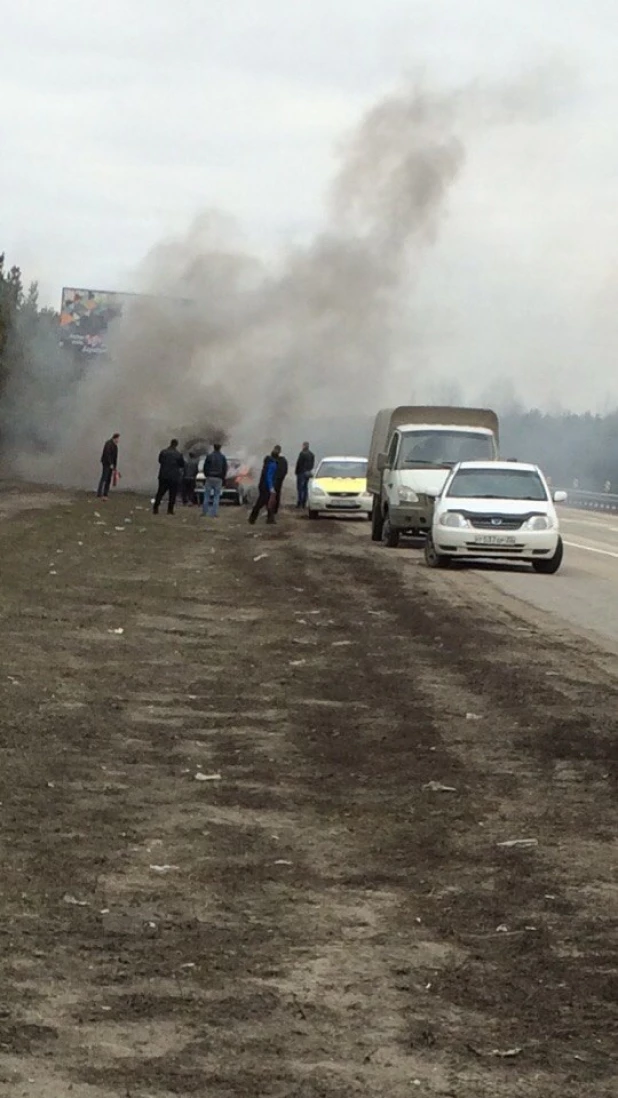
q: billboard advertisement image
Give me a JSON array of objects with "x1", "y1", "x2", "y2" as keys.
[{"x1": 59, "y1": 287, "x2": 137, "y2": 355}]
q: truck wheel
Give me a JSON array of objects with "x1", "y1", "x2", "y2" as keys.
[
  {"x1": 371, "y1": 499, "x2": 384, "y2": 542},
  {"x1": 532, "y1": 536, "x2": 563, "y2": 574},
  {"x1": 424, "y1": 536, "x2": 451, "y2": 569},
  {"x1": 382, "y1": 515, "x2": 400, "y2": 548}
]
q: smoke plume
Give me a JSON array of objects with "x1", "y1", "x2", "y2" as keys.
[{"x1": 6, "y1": 69, "x2": 568, "y2": 488}]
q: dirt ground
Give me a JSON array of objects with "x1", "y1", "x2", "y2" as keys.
[{"x1": 0, "y1": 484, "x2": 616, "y2": 1098}]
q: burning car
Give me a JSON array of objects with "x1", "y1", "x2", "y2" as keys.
[{"x1": 196, "y1": 455, "x2": 254, "y2": 505}]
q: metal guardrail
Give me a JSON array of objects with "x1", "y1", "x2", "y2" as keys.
[{"x1": 561, "y1": 488, "x2": 618, "y2": 513}]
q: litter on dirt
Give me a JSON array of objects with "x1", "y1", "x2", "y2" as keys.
[
  {"x1": 108, "y1": 628, "x2": 124, "y2": 635},
  {"x1": 253, "y1": 554, "x2": 269, "y2": 562},
  {"x1": 423, "y1": 781, "x2": 457, "y2": 793},
  {"x1": 149, "y1": 865, "x2": 180, "y2": 873},
  {"x1": 466, "y1": 712, "x2": 483, "y2": 721},
  {"x1": 195, "y1": 772, "x2": 222, "y2": 782},
  {"x1": 63, "y1": 893, "x2": 88, "y2": 906},
  {"x1": 497, "y1": 839, "x2": 539, "y2": 848}
]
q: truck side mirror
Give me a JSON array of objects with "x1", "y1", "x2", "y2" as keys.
[{"x1": 377, "y1": 453, "x2": 388, "y2": 472}]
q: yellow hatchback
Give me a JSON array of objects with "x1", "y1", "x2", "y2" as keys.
[{"x1": 307, "y1": 456, "x2": 372, "y2": 519}]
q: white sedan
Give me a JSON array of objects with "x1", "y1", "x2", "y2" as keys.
[{"x1": 425, "y1": 461, "x2": 567, "y2": 573}]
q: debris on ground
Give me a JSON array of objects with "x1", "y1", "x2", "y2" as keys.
[
  {"x1": 497, "y1": 838, "x2": 539, "y2": 848},
  {"x1": 423, "y1": 781, "x2": 457, "y2": 793},
  {"x1": 194, "y1": 772, "x2": 222, "y2": 782}
]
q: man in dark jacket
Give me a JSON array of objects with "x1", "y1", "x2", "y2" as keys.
[
  {"x1": 153, "y1": 439, "x2": 185, "y2": 514},
  {"x1": 294, "y1": 441, "x2": 314, "y2": 508},
  {"x1": 182, "y1": 451, "x2": 199, "y2": 506},
  {"x1": 273, "y1": 450, "x2": 288, "y2": 514},
  {"x1": 202, "y1": 442, "x2": 229, "y2": 517},
  {"x1": 97, "y1": 433, "x2": 120, "y2": 499},
  {"x1": 248, "y1": 446, "x2": 281, "y2": 525}
]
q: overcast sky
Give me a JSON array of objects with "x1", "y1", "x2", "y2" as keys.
[{"x1": 2, "y1": 0, "x2": 618, "y2": 410}]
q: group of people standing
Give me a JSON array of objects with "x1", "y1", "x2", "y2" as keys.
[
  {"x1": 152, "y1": 440, "x2": 228, "y2": 516},
  {"x1": 97, "y1": 433, "x2": 315, "y2": 524}
]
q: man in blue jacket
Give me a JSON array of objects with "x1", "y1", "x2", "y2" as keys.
[{"x1": 248, "y1": 446, "x2": 281, "y2": 525}]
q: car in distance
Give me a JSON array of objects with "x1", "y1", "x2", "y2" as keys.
[
  {"x1": 425, "y1": 461, "x2": 567, "y2": 573},
  {"x1": 307, "y1": 456, "x2": 372, "y2": 519}
]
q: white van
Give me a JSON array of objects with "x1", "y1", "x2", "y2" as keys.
[{"x1": 366, "y1": 406, "x2": 499, "y2": 547}]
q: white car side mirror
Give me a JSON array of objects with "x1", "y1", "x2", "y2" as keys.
[{"x1": 553, "y1": 489, "x2": 568, "y2": 504}]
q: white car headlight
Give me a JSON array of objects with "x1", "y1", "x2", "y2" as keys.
[
  {"x1": 397, "y1": 486, "x2": 419, "y2": 503},
  {"x1": 361, "y1": 490, "x2": 372, "y2": 499},
  {"x1": 523, "y1": 514, "x2": 553, "y2": 531},
  {"x1": 439, "y1": 511, "x2": 469, "y2": 529},
  {"x1": 311, "y1": 486, "x2": 326, "y2": 497}
]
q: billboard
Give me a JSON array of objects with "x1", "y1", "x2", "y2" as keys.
[{"x1": 59, "y1": 287, "x2": 138, "y2": 355}]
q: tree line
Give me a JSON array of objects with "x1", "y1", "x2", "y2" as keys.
[{"x1": 0, "y1": 253, "x2": 59, "y2": 451}]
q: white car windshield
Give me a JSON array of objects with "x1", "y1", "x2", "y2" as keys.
[
  {"x1": 316, "y1": 460, "x2": 367, "y2": 478},
  {"x1": 399, "y1": 430, "x2": 494, "y2": 467},
  {"x1": 447, "y1": 468, "x2": 548, "y2": 501}
]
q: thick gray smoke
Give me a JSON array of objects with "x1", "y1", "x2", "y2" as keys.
[{"x1": 7, "y1": 70, "x2": 569, "y2": 488}]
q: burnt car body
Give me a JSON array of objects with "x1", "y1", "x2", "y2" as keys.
[{"x1": 196, "y1": 456, "x2": 254, "y2": 505}]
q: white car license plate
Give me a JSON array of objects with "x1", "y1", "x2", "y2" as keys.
[
  {"x1": 473, "y1": 534, "x2": 517, "y2": 546},
  {"x1": 332, "y1": 500, "x2": 357, "y2": 507}
]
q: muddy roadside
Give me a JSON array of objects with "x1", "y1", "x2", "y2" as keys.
[{"x1": 0, "y1": 493, "x2": 616, "y2": 1097}]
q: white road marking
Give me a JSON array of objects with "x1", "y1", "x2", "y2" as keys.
[
  {"x1": 564, "y1": 540, "x2": 618, "y2": 559},
  {"x1": 562, "y1": 516, "x2": 618, "y2": 533}
]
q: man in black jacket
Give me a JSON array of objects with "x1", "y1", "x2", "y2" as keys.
[
  {"x1": 202, "y1": 442, "x2": 229, "y2": 517},
  {"x1": 182, "y1": 451, "x2": 199, "y2": 506},
  {"x1": 273, "y1": 451, "x2": 288, "y2": 514},
  {"x1": 97, "y1": 433, "x2": 120, "y2": 499},
  {"x1": 294, "y1": 441, "x2": 314, "y2": 508},
  {"x1": 153, "y1": 439, "x2": 185, "y2": 514}
]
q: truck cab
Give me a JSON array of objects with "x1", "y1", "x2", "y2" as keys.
[{"x1": 367, "y1": 407, "x2": 499, "y2": 547}]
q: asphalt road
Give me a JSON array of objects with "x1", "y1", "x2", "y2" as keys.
[
  {"x1": 343, "y1": 506, "x2": 618, "y2": 651},
  {"x1": 475, "y1": 507, "x2": 618, "y2": 649}
]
